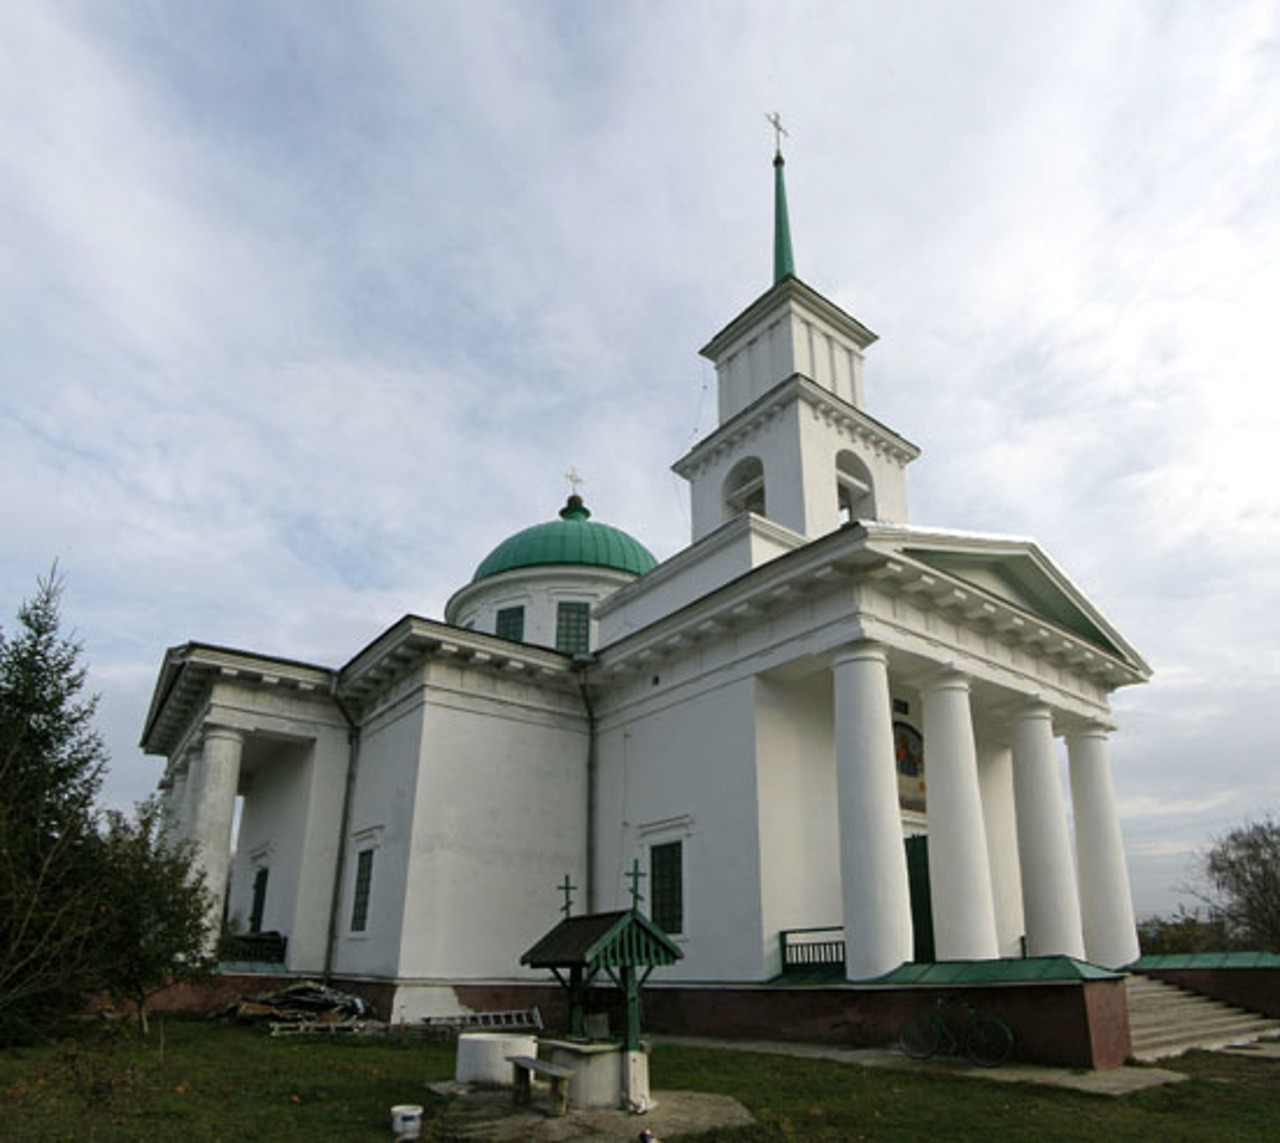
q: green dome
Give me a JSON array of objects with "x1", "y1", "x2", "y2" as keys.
[{"x1": 473, "y1": 496, "x2": 658, "y2": 583}]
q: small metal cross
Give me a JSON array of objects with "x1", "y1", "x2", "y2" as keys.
[
  {"x1": 558, "y1": 873, "x2": 577, "y2": 919},
  {"x1": 564, "y1": 467, "x2": 585, "y2": 496},
  {"x1": 625, "y1": 857, "x2": 646, "y2": 912},
  {"x1": 766, "y1": 111, "x2": 789, "y2": 155}
]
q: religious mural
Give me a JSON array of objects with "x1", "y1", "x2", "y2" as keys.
[{"x1": 894, "y1": 721, "x2": 926, "y2": 812}]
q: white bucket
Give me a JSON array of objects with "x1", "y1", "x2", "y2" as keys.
[
  {"x1": 454, "y1": 1031, "x2": 538, "y2": 1085},
  {"x1": 390, "y1": 1103, "x2": 423, "y2": 1139}
]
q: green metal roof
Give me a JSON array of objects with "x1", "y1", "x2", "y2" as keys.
[
  {"x1": 868, "y1": 957, "x2": 1122, "y2": 986},
  {"x1": 768, "y1": 956, "x2": 1123, "y2": 987},
  {"x1": 472, "y1": 496, "x2": 658, "y2": 583},
  {"x1": 1132, "y1": 952, "x2": 1280, "y2": 970}
]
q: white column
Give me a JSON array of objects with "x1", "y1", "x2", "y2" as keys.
[
  {"x1": 1068, "y1": 726, "x2": 1140, "y2": 968},
  {"x1": 187, "y1": 725, "x2": 244, "y2": 943},
  {"x1": 977, "y1": 741, "x2": 1025, "y2": 957},
  {"x1": 833, "y1": 642, "x2": 914, "y2": 979},
  {"x1": 173, "y1": 742, "x2": 202, "y2": 844},
  {"x1": 921, "y1": 672, "x2": 999, "y2": 960},
  {"x1": 1011, "y1": 704, "x2": 1085, "y2": 959}
]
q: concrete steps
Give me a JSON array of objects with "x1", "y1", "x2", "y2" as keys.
[{"x1": 1126, "y1": 974, "x2": 1280, "y2": 1061}]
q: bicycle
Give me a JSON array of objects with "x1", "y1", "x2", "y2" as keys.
[{"x1": 898, "y1": 998, "x2": 1014, "y2": 1066}]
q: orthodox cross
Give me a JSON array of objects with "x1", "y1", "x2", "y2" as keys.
[
  {"x1": 625, "y1": 857, "x2": 646, "y2": 911},
  {"x1": 766, "y1": 111, "x2": 789, "y2": 155},
  {"x1": 557, "y1": 873, "x2": 577, "y2": 919},
  {"x1": 564, "y1": 467, "x2": 585, "y2": 496}
]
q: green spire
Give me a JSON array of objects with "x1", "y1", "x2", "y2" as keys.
[{"x1": 773, "y1": 150, "x2": 795, "y2": 283}]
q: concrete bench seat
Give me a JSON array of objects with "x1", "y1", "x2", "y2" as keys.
[{"x1": 507, "y1": 1055, "x2": 575, "y2": 1117}]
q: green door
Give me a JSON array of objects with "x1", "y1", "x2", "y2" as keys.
[{"x1": 905, "y1": 835, "x2": 935, "y2": 963}]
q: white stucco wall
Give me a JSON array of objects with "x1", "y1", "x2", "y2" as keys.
[
  {"x1": 332, "y1": 693, "x2": 425, "y2": 979},
  {"x1": 594, "y1": 675, "x2": 764, "y2": 981},
  {"x1": 396, "y1": 664, "x2": 588, "y2": 980},
  {"x1": 229, "y1": 744, "x2": 311, "y2": 941},
  {"x1": 595, "y1": 515, "x2": 805, "y2": 646},
  {"x1": 754, "y1": 673, "x2": 841, "y2": 976},
  {"x1": 714, "y1": 299, "x2": 866, "y2": 422}
]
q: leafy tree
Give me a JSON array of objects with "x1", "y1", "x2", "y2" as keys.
[
  {"x1": 1202, "y1": 814, "x2": 1280, "y2": 951},
  {"x1": 0, "y1": 571, "x2": 110, "y2": 1042},
  {"x1": 97, "y1": 798, "x2": 213, "y2": 1033}
]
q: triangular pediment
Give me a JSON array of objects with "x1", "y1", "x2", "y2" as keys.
[{"x1": 865, "y1": 524, "x2": 1149, "y2": 674}]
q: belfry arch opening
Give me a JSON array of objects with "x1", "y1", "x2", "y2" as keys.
[
  {"x1": 723, "y1": 456, "x2": 765, "y2": 520},
  {"x1": 836, "y1": 450, "x2": 875, "y2": 524}
]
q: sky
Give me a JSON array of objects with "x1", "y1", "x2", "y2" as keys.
[{"x1": 1, "y1": 2, "x2": 1277, "y2": 918}]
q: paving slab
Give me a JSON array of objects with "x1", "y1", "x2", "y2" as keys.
[
  {"x1": 428, "y1": 1082, "x2": 754, "y2": 1141},
  {"x1": 650, "y1": 1035, "x2": 1190, "y2": 1097}
]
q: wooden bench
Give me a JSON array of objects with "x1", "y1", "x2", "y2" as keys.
[{"x1": 507, "y1": 1055, "x2": 575, "y2": 1117}]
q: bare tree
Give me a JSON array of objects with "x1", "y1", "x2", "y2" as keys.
[{"x1": 1202, "y1": 814, "x2": 1280, "y2": 951}]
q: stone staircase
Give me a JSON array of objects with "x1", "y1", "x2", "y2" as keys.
[{"x1": 1126, "y1": 974, "x2": 1280, "y2": 1061}]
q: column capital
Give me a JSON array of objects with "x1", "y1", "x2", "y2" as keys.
[
  {"x1": 1013, "y1": 700, "x2": 1053, "y2": 725},
  {"x1": 922, "y1": 667, "x2": 971, "y2": 694},
  {"x1": 1066, "y1": 721, "x2": 1111, "y2": 745},
  {"x1": 831, "y1": 639, "x2": 888, "y2": 670},
  {"x1": 203, "y1": 724, "x2": 246, "y2": 747}
]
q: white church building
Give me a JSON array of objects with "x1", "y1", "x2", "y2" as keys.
[{"x1": 143, "y1": 149, "x2": 1150, "y2": 1020}]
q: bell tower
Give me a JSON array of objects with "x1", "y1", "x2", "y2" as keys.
[{"x1": 673, "y1": 132, "x2": 919, "y2": 544}]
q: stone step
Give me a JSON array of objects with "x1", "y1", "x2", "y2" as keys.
[
  {"x1": 1128, "y1": 995, "x2": 1235, "y2": 1014},
  {"x1": 1126, "y1": 973, "x2": 1280, "y2": 1060},
  {"x1": 1131, "y1": 1006, "x2": 1259, "y2": 1030},
  {"x1": 1131, "y1": 1014, "x2": 1280, "y2": 1047},
  {"x1": 1131, "y1": 1024, "x2": 1280, "y2": 1061}
]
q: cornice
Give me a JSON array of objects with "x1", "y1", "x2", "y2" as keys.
[
  {"x1": 671, "y1": 374, "x2": 919, "y2": 480},
  {"x1": 700, "y1": 275, "x2": 878, "y2": 360},
  {"x1": 337, "y1": 615, "x2": 576, "y2": 708},
  {"x1": 589, "y1": 524, "x2": 1146, "y2": 696},
  {"x1": 140, "y1": 643, "x2": 335, "y2": 757}
]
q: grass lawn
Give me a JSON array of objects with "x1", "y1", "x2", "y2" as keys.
[{"x1": 1, "y1": 1019, "x2": 1277, "y2": 1140}]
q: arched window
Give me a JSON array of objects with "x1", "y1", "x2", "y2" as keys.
[
  {"x1": 723, "y1": 456, "x2": 765, "y2": 520},
  {"x1": 836, "y1": 450, "x2": 876, "y2": 524}
]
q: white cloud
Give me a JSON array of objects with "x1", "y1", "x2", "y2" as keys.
[{"x1": 1, "y1": 2, "x2": 1277, "y2": 922}]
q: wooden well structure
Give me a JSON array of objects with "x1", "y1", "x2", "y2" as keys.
[{"x1": 521, "y1": 909, "x2": 683, "y2": 1050}]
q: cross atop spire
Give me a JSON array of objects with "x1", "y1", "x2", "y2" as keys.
[
  {"x1": 564, "y1": 467, "x2": 585, "y2": 496},
  {"x1": 766, "y1": 113, "x2": 796, "y2": 283},
  {"x1": 766, "y1": 111, "x2": 789, "y2": 158}
]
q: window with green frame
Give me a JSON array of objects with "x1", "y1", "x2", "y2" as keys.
[
  {"x1": 555, "y1": 601, "x2": 590, "y2": 655},
  {"x1": 495, "y1": 606, "x2": 525, "y2": 642},
  {"x1": 249, "y1": 867, "x2": 269, "y2": 933},
  {"x1": 650, "y1": 840, "x2": 683, "y2": 935},
  {"x1": 350, "y1": 848, "x2": 375, "y2": 933}
]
